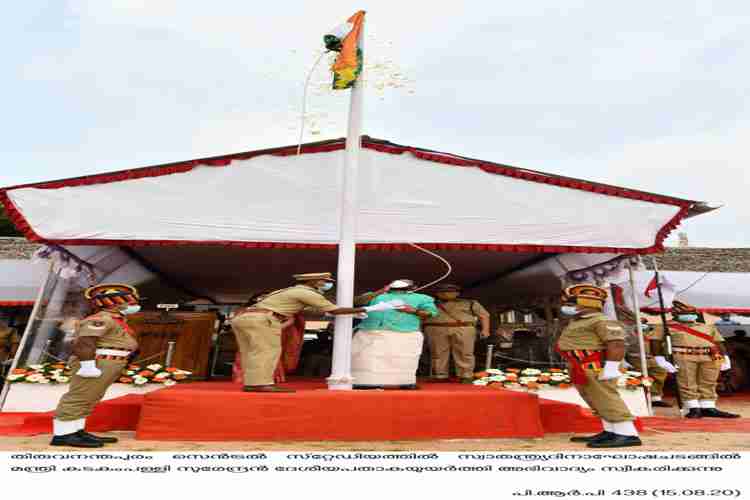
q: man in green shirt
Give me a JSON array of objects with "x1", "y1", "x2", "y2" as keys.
[{"x1": 352, "y1": 279, "x2": 438, "y2": 390}]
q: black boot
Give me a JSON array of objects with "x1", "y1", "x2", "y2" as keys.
[
  {"x1": 570, "y1": 431, "x2": 615, "y2": 443},
  {"x1": 701, "y1": 408, "x2": 740, "y2": 419},
  {"x1": 651, "y1": 400, "x2": 672, "y2": 408},
  {"x1": 587, "y1": 434, "x2": 642, "y2": 448},
  {"x1": 50, "y1": 431, "x2": 104, "y2": 448},
  {"x1": 685, "y1": 408, "x2": 703, "y2": 419},
  {"x1": 80, "y1": 430, "x2": 119, "y2": 443}
]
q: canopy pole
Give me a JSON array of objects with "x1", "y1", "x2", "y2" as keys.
[
  {"x1": 328, "y1": 17, "x2": 366, "y2": 391},
  {"x1": 628, "y1": 261, "x2": 653, "y2": 416}
]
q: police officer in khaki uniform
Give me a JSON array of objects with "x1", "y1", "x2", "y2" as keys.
[
  {"x1": 625, "y1": 318, "x2": 675, "y2": 407},
  {"x1": 231, "y1": 272, "x2": 401, "y2": 393},
  {"x1": 51, "y1": 284, "x2": 142, "y2": 448},
  {"x1": 655, "y1": 301, "x2": 738, "y2": 419},
  {"x1": 423, "y1": 284, "x2": 490, "y2": 383},
  {"x1": 558, "y1": 285, "x2": 641, "y2": 448}
]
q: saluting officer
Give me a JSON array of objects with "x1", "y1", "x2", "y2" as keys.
[
  {"x1": 51, "y1": 284, "x2": 142, "y2": 448},
  {"x1": 558, "y1": 285, "x2": 642, "y2": 448}
]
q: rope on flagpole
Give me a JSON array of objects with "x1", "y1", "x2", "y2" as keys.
[{"x1": 297, "y1": 50, "x2": 330, "y2": 155}]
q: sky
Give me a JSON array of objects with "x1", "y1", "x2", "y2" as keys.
[{"x1": 2, "y1": 1, "x2": 749, "y2": 247}]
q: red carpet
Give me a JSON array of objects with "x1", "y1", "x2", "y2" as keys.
[
  {"x1": 135, "y1": 380, "x2": 545, "y2": 441},
  {"x1": 1, "y1": 379, "x2": 748, "y2": 440},
  {"x1": 0, "y1": 395, "x2": 144, "y2": 437}
]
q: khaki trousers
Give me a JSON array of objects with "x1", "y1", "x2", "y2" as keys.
[
  {"x1": 55, "y1": 358, "x2": 126, "y2": 421},
  {"x1": 425, "y1": 326, "x2": 476, "y2": 379},
  {"x1": 674, "y1": 354, "x2": 720, "y2": 402},
  {"x1": 627, "y1": 356, "x2": 668, "y2": 398},
  {"x1": 231, "y1": 312, "x2": 283, "y2": 386},
  {"x1": 574, "y1": 367, "x2": 634, "y2": 423}
]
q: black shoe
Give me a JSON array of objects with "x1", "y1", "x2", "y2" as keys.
[
  {"x1": 651, "y1": 400, "x2": 672, "y2": 408},
  {"x1": 353, "y1": 385, "x2": 384, "y2": 390},
  {"x1": 587, "y1": 434, "x2": 642, "y2": 448},
  {"x1": 399, "y1": 384, "x2": 420, "y2": 390},
  {"x1": 570, "y1": 431, "x2": 615, "y2": 443},
  {"x1": 685, "y1": 408, "x2": 703, "y2": 419},
  {"x1": 243, "y1": 385, "x2": 295, "y2": 393},
  {"x1": 79, "y1": 430, "x2": 118, "y2": 443},
  {"x1": 50, "y1": 432, "x2": 104, "y2": 448},
  {"x1": 701, "y1": 408, "x2": 740, "y2": 419}
]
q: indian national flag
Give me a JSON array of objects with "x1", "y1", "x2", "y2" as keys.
[{"x1": 324, "y1": 11, "x2": 365, "y2": 90}]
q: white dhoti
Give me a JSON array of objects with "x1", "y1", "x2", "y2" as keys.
[{"x1": 351, "y1": 330, "x2": 423, "y2": 386}]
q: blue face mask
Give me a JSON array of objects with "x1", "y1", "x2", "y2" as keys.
[
  {"x1": 677, "y1": 314, "x2": 698, "y2": 322},
  {"x1": 121, "y1": 305, "x2": 141, "y2": 315},
  {"x1": 560, "y1": 305, "x2": 578, "y2": 316},
  {"x1": 319, "y1": 282, "x2": 334, "y2": 292}
]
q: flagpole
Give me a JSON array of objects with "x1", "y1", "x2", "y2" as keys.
[
  {"x1": 328, "y1": 15, "x2": 365, "y2": 390},
  {"x1": 651, "y1": 257, "x2": 683, "y2": 415},
  {"x1": 628, "y1": 261, "x2": 653, "y2": 416}
]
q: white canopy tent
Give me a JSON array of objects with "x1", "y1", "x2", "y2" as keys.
[
  {"x1": 0, "y1": 137, "x2": 713, "y2": 304},
  {"x1": 615, "y1": 271, "x2": 750, "y2": 318},
  {"x1": 0, "y1": 259, "x2": 48, "y2": 307}
]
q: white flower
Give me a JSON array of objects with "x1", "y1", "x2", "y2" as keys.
[
  {"x1": 519, "y1": 376, "x2": 538, "y2": 385},
  {"x1": 472, "y1": 379, "x2": 489, "y2": 386},
  {"x1": 125, "y1": 370, "x2": 136, "y2": 376},
  {"x1": 56, "y1": 376, "x2": 70, "y2": 383},
  {"x1": 521, "y1": 368, "x2": 541, "y2": 376},
  {"x1": 147, "y1": 364, "x2": 163, "y2": 371},
  {"x1": 485, "y1": 369, "x2": 504, "y2": 375},
  {"x1": 27, "y1": 364, "x2": 44, "y2": 370},
  {"x1": 25, "y1": 374, "x2": 45, "y2": 382},
  {"x1": 153, "y1": 372, "x2": 170, "y2": 379},
  {"x1": 550, "y1": 374, "x2": 567, "y2": 381},
  {"x1": 133, "y1": 376, "x2": 149, "y2": 386},
  {"x1": 488, "y1": 375, "x2": 506, "y2": 382},
  {"x1": 163, "y1": 380, "x2": 177, "y2": 386},
  {"x1": 37, "y1": 378, "x2": 50, "y2": 384},
  {"x1": 7, "y1": 374, "x2": 26, "y2": 381},
  {"x1": 625, "y1": 371, "x2": 643, "y2": 377}
]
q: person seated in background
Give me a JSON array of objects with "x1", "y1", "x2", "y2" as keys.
[
  {"x1": 352, "y1": 279, "x2": 438, "y2": 390},
  {"x1": 715, "y1": 313, "x2": 740, "y2": 326},
  {"x1": 624, "y1": 318, "x2": 675, "y2": 408}
]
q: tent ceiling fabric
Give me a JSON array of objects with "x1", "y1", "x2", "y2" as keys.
[
  {"x1": 130, "y1": 246, "x2": 542, "y2": 303},
  {"x1": 0, "y1": 259, "x2": 48, "y2": 303},
  {"x1": 5, "y1": 145, "x2": 687, "y2": 252}
]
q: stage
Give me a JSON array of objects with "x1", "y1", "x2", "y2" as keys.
[{"x1": 3, "y1": 379, "x2": 749, "y2": 442}]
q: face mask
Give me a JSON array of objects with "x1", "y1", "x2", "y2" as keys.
[
  {"x1": 318, "y1": 282, "x2": 334, "y2": 292},
  {"x1": 121, "y1": 304, "x2": 141, "y2": 315},
  {"x1": 677, "y1": 314, "x2": 698, "y2": 322},
  {"x1": 560, "y1": 305, "x2": 578, "y2": 316}
]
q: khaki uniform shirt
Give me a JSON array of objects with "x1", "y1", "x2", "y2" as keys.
[
  {"x1": 424, "y1": 299, "x2": 488, "y2": 329},
  {"x1": 255, "y1": 285, "x2": 338, "y2": 317},
  {"x1": 653, "y1": 322, "x2": 723, "y2": 361},
  {"x1": 77, "y1": 311, "x2": 139, "y2": 351},
  {"x1": 557, "y1": 313, "x2": 626, "y2": 351}
]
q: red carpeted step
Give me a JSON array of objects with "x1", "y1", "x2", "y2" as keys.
[
  {"x1": 136, "y1": 381, "x2": 546, "y2": 441},
  {"x1": 538, "y1": 399, "x2": 645, "y2": 434},
  {"x1": 0, "y1": 394, "x2": 145, "y2": 436}
]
